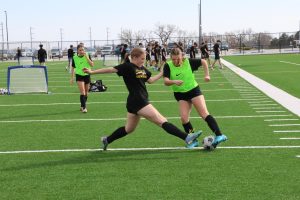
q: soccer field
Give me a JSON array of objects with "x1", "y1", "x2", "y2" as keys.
[
  {"x1": 223, "y1": 53, "x2": 300, "y2": 98},
  {"x1": 0, "y1": 58, "x2": 299, "y2": 200}
]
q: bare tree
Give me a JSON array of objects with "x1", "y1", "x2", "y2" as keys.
[
  {"x1": 134, "y1": 30, "x2": 149, "y2": 46},
  {"x1": 153, "y1": 24, "x2": 177, "y2": 45},
  {"x1": 119, "y1": 29, "x2": 134, "y2": 47}
]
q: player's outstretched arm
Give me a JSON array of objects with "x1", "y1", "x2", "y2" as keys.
[
  {"x1": 83, "y1": 67, "x2": 117, "y2": 75},
  {"x1": 201, "y1": 59, "x2": 210, "y2": 82},
  {"x1": 147, "y1": 68, "x2": 163, "y2": 84}
]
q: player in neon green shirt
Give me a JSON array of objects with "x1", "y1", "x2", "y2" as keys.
[
  {"x1": 70, "y1": 44, "x2": 94, "y2": 113},
  {"x1": 163, "y1": 47, "x2": 227, "y2": 148}
]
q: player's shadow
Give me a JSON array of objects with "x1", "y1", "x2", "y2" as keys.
[{"x1": 2, "y1": 149, "x2": 200, "y2": 172}]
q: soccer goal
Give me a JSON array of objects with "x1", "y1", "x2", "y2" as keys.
[
  {"x1": 18, "y1": 56, "x2": 34, "y2": 66},
  {"x1": 7, "y1": 65, "x2": 49, "y2": 94},
  {"x1": 102, "y1": 54, "x2": 120, "y2": 67}
]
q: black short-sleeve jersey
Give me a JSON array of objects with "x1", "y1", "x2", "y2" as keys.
[{"x1": 114, "y1": 63, "x2": 151, "y2": 106}]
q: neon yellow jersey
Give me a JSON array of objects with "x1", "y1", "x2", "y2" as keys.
[
  {"x1": 73, "y1": 54, "x2": 91, "y2": 76},
  {"x1": 167, "y1": 59, "x2": 198, "y2": 92}
]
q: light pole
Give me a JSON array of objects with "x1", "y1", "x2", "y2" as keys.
[
  {"x1": 89, "y1": 27, "x2": 92, "y2": 47},
  {"x1": 30, "y1": 27, "x2": 34, "y2": 50},
  {"x1": 4, "y1": 11, "x2": 9, "y2": 50},
  {"x1": 106, "y1": 27, "x2": 109, "y2": 45},
  {"x1": 198, "y1": 0, "x2": 202, "y2": 45}
]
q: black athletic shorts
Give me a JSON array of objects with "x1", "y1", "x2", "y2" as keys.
[
  {"x1": 76, "y1": 74, "x2": 91, "y2": 84},
  {"x1": 202, "y1": 53, "x2": 209, "y2": 59},
  {"x1": 38, "y1": 58, "x2": 46, "y2": 63},
  {"x1": 174, "y1": 86, "x2": 202, "y2": 101},
  {"x1": 214, "y1": 53, "x2": 220, "y2": 60},
  {"x1": 126, "y1": 97, "x2": 149, "y2": 115}
]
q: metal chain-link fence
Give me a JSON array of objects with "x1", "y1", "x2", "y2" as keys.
[{"x1": 1, "y1": 31, "x2": 299, "y2": 61}]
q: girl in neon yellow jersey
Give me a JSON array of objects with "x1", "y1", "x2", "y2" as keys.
[
  {"x1": 163, "y1": 47, "x2": 227, "y2": 147},
  {"x1": 70, "y1": 44, "x2": 94, "y2": 113}
]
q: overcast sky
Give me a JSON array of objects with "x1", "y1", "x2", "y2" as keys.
[{"x1": 0, "y1": 0, "x2": 299, "y2": 42}]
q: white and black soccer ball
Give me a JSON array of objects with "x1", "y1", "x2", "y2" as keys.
[
  {"x1": 0, "y1": 88, "x2": 8, "y2": 95},
  {"x1": 1, "y1": 88, "x2": 8, "y2": 95},
  {"x1": 202, "y1": 135, "x2": 215, "y2": 150}
]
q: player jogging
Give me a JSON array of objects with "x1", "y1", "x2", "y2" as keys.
[
  {"x1": 200, "y1": 41, "x2": 211, "y2": 68},
  {"x1": 211, "y1": 40, "x2": 223, "y2": 70},
  {"x1": 70, "y1": 44, "x2": 94, "y2": 113}
]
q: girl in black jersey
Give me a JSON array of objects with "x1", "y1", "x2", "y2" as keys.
[
  {"x1": 37, "y1": 44, "x2": 47, "y2": 66},
  {"x1": 163, "y1": 48, "x2": 227, "y2": 147},
  {"x1": 200, "y1": 41, "x2": 211, "y2": 68},
  {"x1": 160, "y1": 43, "x2": 167, "y2": 69},
  {"x1": 83, "y1": 47, "x2": 201, "y2": 150},
  {"x1": 211, "y1": 40, "x2": 223, "y2": 69},
  {"x1": 189, "y1": 42, "x2": 197, "y2": 59}
]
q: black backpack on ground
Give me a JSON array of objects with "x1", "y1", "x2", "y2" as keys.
[{"x1": 89, "y1": 80, "x2": 107, "y2": 92}]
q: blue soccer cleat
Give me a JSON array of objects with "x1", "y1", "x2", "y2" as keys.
[
  {"x1": 186, "y1": 139, "x2": 199, "y2": 149},
  {"x1": 212, "y1": 134, "x2": 227, "y2": 147},
  {"x1": 185, "y1": 130, "x2": 202, "y2": 145}
]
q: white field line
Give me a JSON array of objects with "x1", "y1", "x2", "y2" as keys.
[
  {"x1": 44, "y1": 77, "x2": 227, "y2": 83},
  {"x1": 296, "y1": 155, "x2": 300, "y2": 158},
  {"x1": 0, "y1": 114, "x2": 293, "y2": 123},
  {"x1": 280, "y1": 138, "x2": 300, "y2": 140},
  {"x1": 47, "y1": 82, "x2": 232, "y2": 87},
  {"x1": 238, "y1": 90, "x2": 259, "y2": 92},
  {"x1": 264, "y1": 119, "x2": 299, "y2": 122},
  {"x1": 253, "y1": 107, "x2": 281, "y2": 110},
  {"x1": 239, "y1": 91, "x2": 261, "y2": 93},
  {"x1": 256, "y1": 111, "x2": 286, "y2": 113},
  {"x1": 0, "y1": 98, "x2": 273, "y2": 107},
  {"x1": 1, "y1": 89, "x2": 237, "y2": 96},
  {"x1": 273, "y1": 130, "x2": 300, "y2": 133},
  {"x1": 241, "y1": 94, "x2": 264, "y2": 97},
  {"x1": 269, "y1": 124, "x2": 300, "y2": 127},
  {"x1": 1, "y1": 146, "x2": 300, "y2": 154},
  {"x1": 279, "y1": 61, "x2": 300, "y2": 66},
  {"x1": 241, "y1": 96, "x2": 266, "y2": 98},
  {"x1": 247, "y1": 101, "x2": 274, "y2": 103},
  {"x1": 239, "y1": 93, "x2": 262, "y2": 95},
  {"x1": 249, "y1": 104, "x2": 278, "y2": 106},
  {"x1": 223, "y1": 59, "x2": 300, "y2": 117}
]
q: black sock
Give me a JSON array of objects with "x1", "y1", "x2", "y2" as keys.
[
  {"x1": 84, "y1": 95, "x2": 88, "y2": 107},
  {"x1": 205, "y1": 115, "x2": 222, "y2": 136},
  {"x1": 107, "y1": 126, "x2": 127, "y2": 144},
  {"x1": 182, "y1": 121, "x2": 194, "y2": 133},
  {"x1": 162, "y1": 122, "x2": 187, "y2": 141},
  {"x1": 80, "y1": 95, "x2": 85, "y2": 108}
]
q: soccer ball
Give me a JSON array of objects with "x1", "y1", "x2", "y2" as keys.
[
  {"x1": 202, "y1": 136, "x2": 215, "y2": 150},
  {"x1": 0, "y1": 88, "x2": 8, "y2": 95}
]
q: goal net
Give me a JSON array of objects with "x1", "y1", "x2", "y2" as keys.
[
  {"x1": 102, "y1": 54, "x2": 120, "y2": 67},
  {"x1": 19, "y1": 56, "x2": 34, "y2": 66},
  {"x1": 7, "y1": 65, "x2": 49, "y2": 94}
]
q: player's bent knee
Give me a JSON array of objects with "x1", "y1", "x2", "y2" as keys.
[{"x1": 125, "y1": 127, "x2": 135, "y2": 134}]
